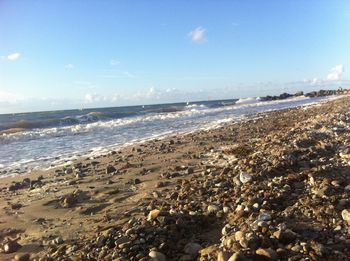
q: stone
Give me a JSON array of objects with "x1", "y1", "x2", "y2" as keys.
[
  {"x1": 96, "y1": 236, "x2": 106, "y2": 247},
  {"x1": 239, "y1": 172, "x2": 252, "y2": 184},
  {"x1": 256, "y1": 248, "x2": 278, "y2": 260},
  {"x1": 257, "y1": 213, "x2": 272, "y2": 221},
  {"x1": 155, "y1": 181, "x2": 165, "y2": 188},
  {"x1": 52, "y1": 236, "x2": 64, "y2": 245},
  {"x1": 65, "y1": 168, "x2": 73, "y2": 174},
  {"x1": 184, "y1": 242, "x2": 202, "y2": 255},
  {"x1": 149, "y1": 250, "x2": 166, "y2": 261},
  {"x1": 133, "y1": 178, "x2": 141, "y2": 184},
  {"x1": 106, "y1": 165, "x2": 116, "y2": 174},
  {"x1": 273, "y1": 229, "x2": 297, "y2": 244},
  {"x1": 228, "y1": 252, "x2": 247, "y2": 261},
  {"x1": 207, "y1": 204, "x2": 220, "y2": 214},
  {"x1": 8, "y1": 183, "x2": 21, "y2": 191},
  {"x1": 234, "y1": 231, "x2": 244, "y2": 242},
  {"x1": 187, "y1": 167, "x2": 194, "y2": 174},
  {"x1": 14, "y1": 253, "x2": 30, "y2": 261},
  {"x1": 147, "y1": 209, "x2": 161, "y2": 221},
  {"x1": 178, "y1": 255, "x2": 193, "y2": 261},
  {"x1": 341, "y1": 209, "x2": 350, "y2": 222},
  {"x1": 217, "y1": 251, "x2": 230, "y2": 261},
  {"x1": 3, "y1": 240, "x2": 21, "y2": 253},
  {"x1": 62, "y1": 195, "x2": 76, "y2": 208}
]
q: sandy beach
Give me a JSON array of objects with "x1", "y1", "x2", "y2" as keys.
[{"x1": 1, "y1": 95, "x2": 350, "y2": 261}]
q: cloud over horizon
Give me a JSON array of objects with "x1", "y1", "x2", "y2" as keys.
[
  {"x1": 188, "y1": 27, "x2": 207, "y2": 43},
  {"x1": 327, "y1": 64, "x2": 345, "y2": 81},
  {"x1": 6, "y1": 53, "x2": 21, "y2": 61}
]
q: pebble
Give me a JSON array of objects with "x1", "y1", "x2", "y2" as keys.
[
  {"x1": 239, "y1": 172, "x2": 252, "y2": 183},
  {"x1": 217, "y1": 251, "x2": 230, "y2": 261},
  {"x1": 147, "y1": 209, "x2": 161, "y2": 221},
  {"x1": 14, "y1": 253, "x2": 30, "y2": 261},
  {"x1": 3, "y1": 240, "x2": 21, "y2": 253},
  {"x1": 184, "y1": 242, "x2": 202, "y2": 255},
  {"x1": 149, "y1": 250, "x2": 166, "y2": 261},
  {"x1": 228, "y1": 252, "x2": 246, "y2": 261},
  {"x1": 207, "y1": 204, "x2": 220, "y2": 214},
  {"x1": 106, "y1": 165, "x2": 116, "y2": 174},
  {"x1": 256, "y1": 248, "x2": 278, "y2": 260},
  {"x1": 257, "y1": 213, "x2": 272, "y2": 221},
  {"x1": 341, "y1": 209, "x2": 350, "y2": 222}
]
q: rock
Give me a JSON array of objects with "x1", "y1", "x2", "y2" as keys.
[
  {"x1": 155, "y1": 181, "x2": 165, "y2": 188},
  {"x1": 228, "y1": 252, "x2": 247, "y2": 261},
  {"x1": 106, "y1": 165, "x2": 116, "y2": 174},
  {"x1": 61, "y1": 195, "x2": 76, "y2": 208},
  {"x1": 8, "y1": 183, "x2": 21, "y2": 191},
  {"x1": 133, "y1": 178, "x2": 141, "y2": 184},
  {"x1": 184, "y1": 242, "x2": 202, "y2": 255},
  {"x1": 11, "y1": 203, "x2": 23, "y2": 210},
  {"x1": 256, "y1": 248, "x2": 278, "y2": 260},
  {"x1": 96, "y1": 236, "x2": 106, "y2": 247},
  {"x1": 208, "y1": 204, "x2": 220, "y2": 214},
  {"x1": 149, "y1": 250, "x2": 166, "y2": 261},
  {"x1": 217, "y1": 251, "x2": 230, "y2": 261},
  {"x1": 14, "y1": 253, "x2": 30, "y2": 261},
  {"x1": 147, "y1": 209, "x2": 161, "y2": 221},
  {"x1": 199, "y1": 245, "x2": 219, "y2": 259},
  {"x1": 52, "y1": 236, "x2": 64, "y2": 245},
  {"x1": 257, "y1": 213, "x2": 272, "y2": 221},
  {"x1": 310, "y1": 241, "x2": 326, "y2": 256},
  {"x1": 65, "y1": 168, "x2": 73, "y2": 174},
  {"x1": 234, "y1": 231, "x2": 244, "y2": 242},
  {"x1": 178, "y1": 255, "x2": 194, "y2": 261},
  {"x1": 187, "y1": 167, "x2": 194, "y2": 174},
  {"x1": 239, "y1": 172, "x2": 252, "y2": 184},
  {"x1": 341, "y1": 209, "x2": 350, "y2": 222},
  {"x1": 3, "y1": 240, "x2": 21, "y2": 253},
  {"x1": 273, "y1": 229, "x2": 297, "y2": 244}
]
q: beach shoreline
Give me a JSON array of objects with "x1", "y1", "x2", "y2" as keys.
[
  {"x1": 1, "y1": 95, "x2": 350, "y2": 260},
  {"x1": 0, "y1": 93, "x2": 345, "y2": 179}
]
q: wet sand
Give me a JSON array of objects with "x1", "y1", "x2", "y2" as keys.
[{"x1": 1, "y1": 96, "x2": 350, "y2": 260}]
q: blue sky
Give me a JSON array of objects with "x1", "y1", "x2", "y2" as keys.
[{"x1": 0, "y1": 1, "x2": 350, "y2": 113}]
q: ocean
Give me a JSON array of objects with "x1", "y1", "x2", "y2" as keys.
[{"x1": 0, "y1": 95, "x2": 337, "y2": 177}]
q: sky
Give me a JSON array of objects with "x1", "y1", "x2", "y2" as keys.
[{"x1": 0, "y1": 1, "x2": 350, "y2": 114}]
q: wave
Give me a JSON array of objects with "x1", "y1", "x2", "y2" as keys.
[
  {"x1": 0, "y1": 94, "x2": 337, "y2": 176},
  {"x1": 1, "y1": 95, "x2": 313, "y2": 142},
  {"x1": 235, "y1": 97, "x2": 260, "y2": 105},
  {"x1": 0, "y1": 110, "x2": 139, "y2": 133}
]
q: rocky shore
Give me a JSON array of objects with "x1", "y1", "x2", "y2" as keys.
[
  {"x1": 259, "y1": 88, "x2": 349, "y2": 101},
  {"x1": 1, "y1": 95, "x2": 350, "y2": 260}
]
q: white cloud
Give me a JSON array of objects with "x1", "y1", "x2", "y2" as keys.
[
  {"x1": 188, "y1": 27, "x2": 207, "y2": 43},
  {"x1": 84, "y1": 93, "x2": 108, "y2": 104},
  {"x1": 84, "y1": 93, "x2": 94, "y2": 103},
  {"x1": 300, "y1": 64, "x2": 346, "y2": 87},
  {"x1": 110, "y1": 59, "x2": 120, "y2": 66},
  {"x1": 327, "y1": 64, "x2": 344, "y2": 81},
  {"x1": 65, "y1": 64, "x2": 75, "y2": 69},
  {"x1": 7, "y1": 53, "x2": 21, "y2": 61},
  {"x1": 0, "y1": 91, "x2": 23, "y2": 102}
]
